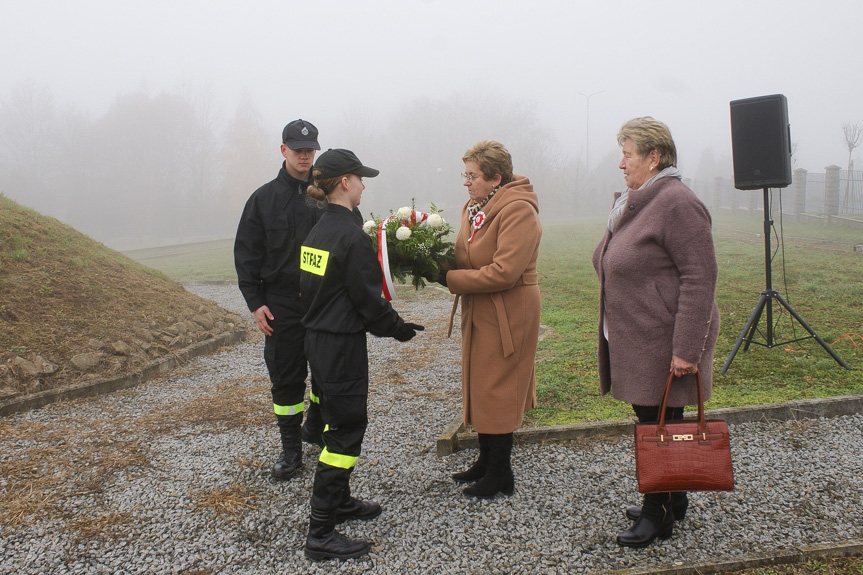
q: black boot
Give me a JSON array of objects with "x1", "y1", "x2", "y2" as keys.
[
  {"x1": 272, "y1": 414, "x2": 303, "y2": 480},
  {"x1": 302, "y1": 401, "x2": 325, "y2": 447},
  {"x1": 617, "y1": 493, "x2": 674, "y2": 548},
  {"x1": 335, "y1": 496, "x2": 383, "y2": 524},
  {"x1": 452, "y1": 434, "x2": 490, "y2": 483},
  {"x1": 305, "y1": 508, "x2": 371, "y2": 561},
  {"x1": 625, "y1": 492, "x2": 688, "y2": 522},
  {"x1": 462, "y1": 433, "x2": 514, "y2": 499}
]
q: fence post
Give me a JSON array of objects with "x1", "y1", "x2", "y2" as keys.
[
  {"x1": 793, "y1": 168, "x2": 808, "y2": 222},
  {"x1": 825, "y1": 165, "x2": 841, "y2": 223}
]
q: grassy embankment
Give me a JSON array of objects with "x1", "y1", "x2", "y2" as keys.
[{"x1": 126, "y1": 212, "x2": 863, "y2": 425}]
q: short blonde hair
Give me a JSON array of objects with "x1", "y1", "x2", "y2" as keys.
[
  {"x1": 617, "y1": 117, "x2": 677, "y2": 170},
  {"x1": 462, "y1": 140, "x2": 514, "y2": 186}
]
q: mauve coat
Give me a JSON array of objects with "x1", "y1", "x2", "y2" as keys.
[
  {"x1": 446, "y1": 175, "x2": 542, "y2": 434},
  {"x1": 592, "y1": 176, "x2": 720, "y2": 408}
]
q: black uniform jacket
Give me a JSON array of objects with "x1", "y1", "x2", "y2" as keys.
[
  {"x1": 234, "y1": 165, "x2": 322, "y2": 313},
  {"x1": 300, "y1": 204, "x2": 404, "y2": 337}
]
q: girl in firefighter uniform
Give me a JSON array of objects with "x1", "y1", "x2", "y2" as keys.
[{"x1": 299, "y1": 148, "x2": 423, "y2": 561}]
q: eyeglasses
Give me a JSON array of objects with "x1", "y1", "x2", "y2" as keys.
[{"x1": 460, "y1": 172, "x2": 483, "y2": 182}]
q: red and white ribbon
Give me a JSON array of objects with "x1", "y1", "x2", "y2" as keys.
[
  {"x1": 377, "y1": 210, "x2": 430, "y2": 301},
  {"x1": 409, "y1": 210, "x2": 428, "y2": 225},
  {"x1": 468, "y1": 211, "x2": 486, "y2": 243},
  {"x1": 377, "y1": 215, "x2": 397, "y2": 301}
]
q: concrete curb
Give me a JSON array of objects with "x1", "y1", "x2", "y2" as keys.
[
  {"x1": 435, "y1": 393, "x2": 863, "y2": 456},
  {"x1": 605, "y1": 539, "x2": 863, "y2": 575},
  {"x1": 0, "y1": 329, "x2": 248, "y2": 418}
]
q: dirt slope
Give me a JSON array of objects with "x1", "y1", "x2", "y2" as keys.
[{"x1": 0, "y1": 194, "x2": 247, "y2": 402}]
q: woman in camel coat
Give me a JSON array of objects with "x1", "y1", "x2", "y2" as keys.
[{"x1": 440, "y1": 140, "x2": 541, "y2": 499}]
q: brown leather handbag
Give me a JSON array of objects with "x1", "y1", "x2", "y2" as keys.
[{"x1": 634, "y1": 371, "x2": 735, "y2": 493}]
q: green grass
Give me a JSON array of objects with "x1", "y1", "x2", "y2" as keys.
[
  {"x1": 123, "y1": 239, "x2": 237, "y2": 281},
  {"x1": 126, "y1": 212, "x2": 863, "y2": 425},
  {"x1": 530, "y1": 212, "x2": 863, "y2": 425}
]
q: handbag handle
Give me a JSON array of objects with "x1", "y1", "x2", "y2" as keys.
[{"x1": 655, "y1": 370, "x2": 707, "y2": 437}]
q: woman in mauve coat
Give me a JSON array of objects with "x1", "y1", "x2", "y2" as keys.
[
  {"x1": 439, "y1": 140, "x2": 542, "y2": 499},
  {"x1": 592, "y1": 117, "x2": 720, "y2": 548}
]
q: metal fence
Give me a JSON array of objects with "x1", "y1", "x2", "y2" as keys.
[
  {"x1": 840, "y1": 169, "x2": 863, "y2": 215},
  {"x1": 688, "y1": 169, "x2": 863, "y2": 224}
]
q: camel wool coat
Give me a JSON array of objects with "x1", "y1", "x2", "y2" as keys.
[
  {"x1": 592, "y1": 176, "x2": 720, "y2": 408},
  {"x1": 446, "y1": 175, "x2": 541, "y2": 433}
]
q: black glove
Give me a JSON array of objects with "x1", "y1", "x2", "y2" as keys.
[
  {"x1": 394, "y1": 322, "x2": 425, "y2": 342},
  {"x1": 421, "y1": 267, "x2": 448, "y2": 286}
]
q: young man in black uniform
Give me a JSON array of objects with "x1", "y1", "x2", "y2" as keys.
[
  {"x1": 234, "y1": 119, "x2": 325, "y2": 481},
  {"x1": 299, "y1": 149, "x2": 424, "y2": 560}
]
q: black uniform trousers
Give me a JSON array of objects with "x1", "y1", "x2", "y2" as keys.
[
  {"x1": 263, "y1": 293, "x2": 319, "y2": 415},
  {"x1": 632, "y1": 403, "x2": 686, "y2": 520},
  {"x1": 304, "y1": 330, "x2": 369, "y2": 513}
]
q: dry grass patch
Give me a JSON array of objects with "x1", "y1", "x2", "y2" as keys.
[
  {"x1": 0, "y1": 417, "x2": 151, "y2": 531},
  {"x1": 407, "y1": 340, "x2": 453, "y2": 366},
  {"x1": 191, "y1": 480, "x2": 264, "y2": 522},
  {"x1": 63, "y1": 510, "x2": 134, "y2": 542},
  {"x1": 412, "y1": 389, "x2": 452, "y2": 400},
  {"x1": 87, "y1": 440, "x2": 150, "y2": 474},
  {"x1": 236, "y1": 455, "x2": 257, "y2": 469},
  {"x1": 0, "y1": 476, "x2": 64, "y2": 532},
  {"x1": 137, "y1": 377, "x2": 270, "y2": 435},
  {"x1": 0, "y1": 441, "x2": 66, "y2": 531},
  {"x1": 0, "y1": 443, "x2": 149, "y2": 531},
  {"x1": 0, "y1": 419, "x2": 63, "y2": 444},
  {"x1": 380, "y1": 371, "x2": 409, "y2": 386},
  {"x1": 0, "y1": 373, "x2": 271, "y2": 532}
]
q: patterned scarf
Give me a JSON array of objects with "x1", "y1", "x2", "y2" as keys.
[{"x1": 468, "y1": 187, "x2": 499, "y2": 220}]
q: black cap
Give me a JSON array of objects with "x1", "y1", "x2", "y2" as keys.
[
  {"x1": 314, "y1": 149, "x2": 380, "y2": 179},
  {"x1": 282, "y1": 119, "x2": 320, "y2": 150}
]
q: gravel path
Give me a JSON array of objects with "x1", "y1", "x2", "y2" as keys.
[{"x1": 1, "y1": 283, "x2": 861, "y2": 574}]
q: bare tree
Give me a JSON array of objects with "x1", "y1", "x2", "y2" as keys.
[
  {"x1": 843, "y1": 122, "x2": 862, "y2": 172},
  {"x1": 842, "y1": 122, "x2": 863, "y2": 211}
]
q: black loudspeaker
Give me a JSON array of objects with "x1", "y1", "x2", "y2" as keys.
[{"x1": 730, "y1": 94, "x2": 792, "y2": 190}]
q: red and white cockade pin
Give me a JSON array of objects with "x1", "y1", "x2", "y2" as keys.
[{"x1": 468, "y1": 211, "x2": 486, "y2": 243}]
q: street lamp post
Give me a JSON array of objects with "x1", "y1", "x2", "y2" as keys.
[{"x1": 578, "y1": 90, "x2": 604, "y2": 172}]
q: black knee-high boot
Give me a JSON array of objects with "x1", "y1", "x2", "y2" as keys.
[
  {"x1": 462, "y1": 433, "x2": 514, "y2": 498},
  {"x1": 452, "y1": 433, "x2": 491, "y2": 483}
]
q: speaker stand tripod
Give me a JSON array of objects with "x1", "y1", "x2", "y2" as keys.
[{"x1": 719, "y1": 187, "x2": 851, "y2": 374}]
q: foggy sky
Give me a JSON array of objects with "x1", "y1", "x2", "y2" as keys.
[{"x1": 2, "y1": 0, "x2": 862, "y2": 234}]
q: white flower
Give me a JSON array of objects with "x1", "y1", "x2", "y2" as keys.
[
  {"x1": 427, "y1": 213, "x2": 445, "y2": 228},
  {"x1": 395, "y1": 226, "x2": 412, "y2": 240},
  {"x1": 397, "y1": 206, "x2": 412, "y2": 219},
  {"x1": 363, "y1": 220, "x2": 376, "y2": 234}
]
